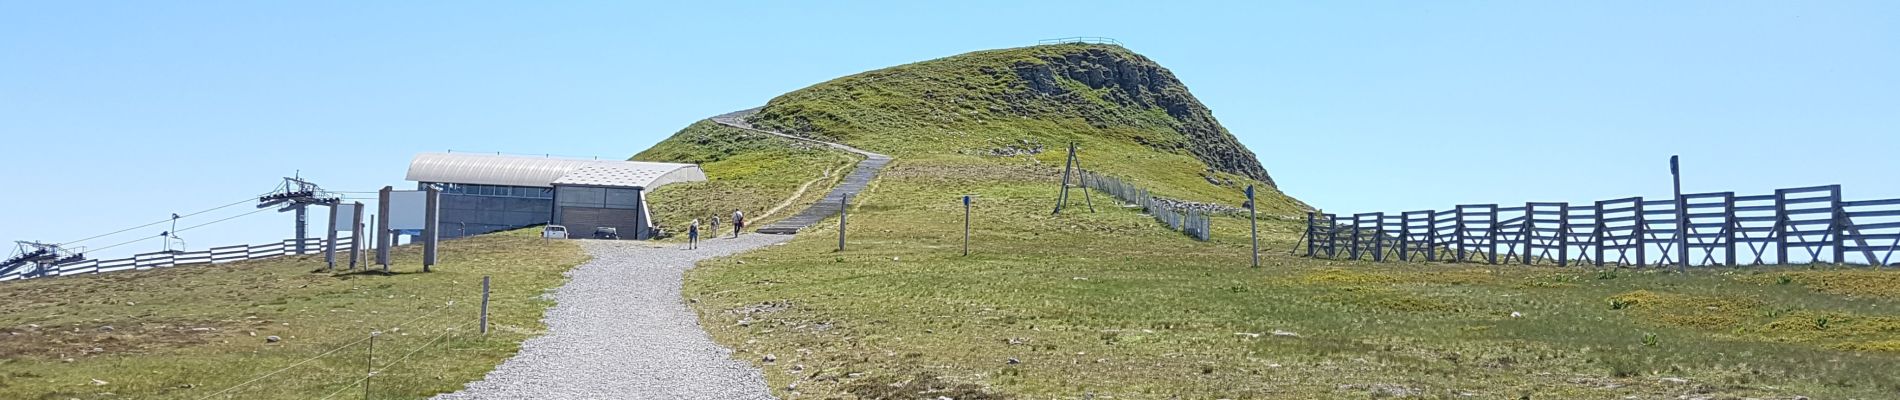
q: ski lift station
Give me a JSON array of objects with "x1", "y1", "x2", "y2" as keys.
[{"x1": 405, "y1": 152, "x2": 705, "y2": 240}]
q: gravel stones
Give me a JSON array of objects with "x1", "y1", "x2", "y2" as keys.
[{"x1": 434, "y1": 235, "x2": 789, "y2": 400}]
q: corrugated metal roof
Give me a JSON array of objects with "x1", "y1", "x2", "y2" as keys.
[{"x1": 405, "y1": 152, "x2": 705, "y2": 189}]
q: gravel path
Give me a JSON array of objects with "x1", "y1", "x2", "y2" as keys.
[{"x1": 434, "y1": 234, "x2": 790, "y2": 400}]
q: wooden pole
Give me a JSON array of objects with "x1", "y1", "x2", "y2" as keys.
[
  {"x1": 423, "y1": 187, "x2": 439, "y2": 272},
  {"x1": 1249, "y1": 189, "x2": 1258, "y2": 267},
  {"x1": 963, "y1": 195, "x2": 971, "y2": 257},
  {"x1": 376, "y1": 187, "x2": 391, "y2": 270},
  {"x1": 1052, "y1": 143, "x2": 1075, "y2": 215},
  {"x1": 839, "y1": 193, "x2": 849, "y2": 251},
  {"x1": 326, "y1": 205, "x2": 339, "y2": 271},
  {"x1": 480, "y1": 276, "x2": 490, "y2": 335},
  {"x1": 1672, "y1": 155, "x2": 1687, "y2": 272}
]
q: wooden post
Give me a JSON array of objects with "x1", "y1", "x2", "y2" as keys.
[
  {"x1": 1521, "y1": 203, "x2": 1535, "y2": 266},
  {"x1": 1558, "y1": 203, "x2": 1571, "y2": 267},
  {"x1": 1052, "y1": 143, "x2": 1075, "y2": 215},
  {"x1": 1326, "y1": 214, "x2": 1339, "y2": 258},
  {"x1": 1774, "y1": 189, "x2": 1789, "y2": 265},
  {"x1": 325, "y1": 205, "x2": 340, "y2": 271},
  {"x1": 1455, "y1": 207, "x2": 1468, "y2": 263},
  {"x1": 1427, "y1": 211, "x2": 1440, "y2": 262},
  {"x1": 957, "y1": 196, "x2": 972, "y2": 257},
  {"x1": 366, "y1": 331, "x2": 377, "y2": 399},
  {"x1": 1830, "y1": 185, "x2": 1845, "y2": 265},
  {"x1": 1724, "y1": 193, "x2": 1738, "y2": 266},
  {"x1": 1249, "y1": 186, "x2": 1258, "y2": 267},
  {"x1": 1634, "y1": 199, "x2": 1648, "y2": 267},
  {"x1": 1304, "y1": 212, "x2": 1316, "y2": 258},
  {"x1": 350, "y1": 203, "x2": 363, "y2": 270},
  {"x1": 838, "y1": 193, "x2": 849, "y2": 251},
  {"x1": 1672, "y1": 156, "x2": 1687, "y2": 272},
  {"x1": 480, "y1": 276, "x2": 490, "y2": 335},
  {"x1": 1594, "y1": 200, "x2": 1608, "y2": 268},
  {"x1": 423, "y1": 186, "x2": 439, "y2": 272},
  {"x1": 1399, "y1": 213, "x2": 1411, "y2": 262},
  {"x1": 376, "y1": 186, "x2": 392, "y2": 269},
  {"x1": 1487, "y1": 205, "x2": 1500, "y2": 265},
  {"x1": 1347, "y1": 215, "x2": 1362, "y2": 260},
  {"x1": 1371, "y1": 212, "x2": 1386, "y2": 262}
]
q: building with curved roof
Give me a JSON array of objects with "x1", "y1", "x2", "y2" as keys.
[{"x1": 405, "y1": 152, "x2": 705, "y2": 239}]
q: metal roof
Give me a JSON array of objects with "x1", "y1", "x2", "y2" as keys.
[{"x1": 405, "y1": 152, "x2": 705, "y2": 189}]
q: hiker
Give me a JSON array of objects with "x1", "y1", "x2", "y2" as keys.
[
  {"x1": 709, "y1": 216, "x2": 720, "y2": 240},
  {"x1": 732, "y1": 209, "x2": 745, "y2": 237},
  {"x1": 687, "y1": 218, "x2": 700, "y2": 250}
]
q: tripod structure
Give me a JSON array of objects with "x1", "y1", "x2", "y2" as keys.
[{"x1": 1051, "y1": 142, "x2": 1095, "y2": 215}]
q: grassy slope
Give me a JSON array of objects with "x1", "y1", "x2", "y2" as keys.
[
  {"x1": 674, "y1": 44, "x2": 1900, "y2": 399},
  {"x1": 750, "y1": 43, "x2": 1302, "y2": 214},
  {"x1": 0, "y1": 229, "x2": 586, "y2": 399},
  {"x1": 635, "y1": 120, "x2": 857, "y2": 237}
]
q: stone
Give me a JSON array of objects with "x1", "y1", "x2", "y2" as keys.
[
  {"x1": 762, "y1": 354, "x2": 777, "y2": 363},
  {"x1": 265, "y1": 335, "x2": 281, "y2": 343},
  {"x1": 1007, "y1": 358, "x2": 1021, "y2": 365}
]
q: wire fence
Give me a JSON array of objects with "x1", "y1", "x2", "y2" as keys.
[
  {"x1": 1, "y1": 237, "x2": 356, "y2": 282},
  {"x1": 1079, "y1": 170, "x2": 1212, "y2": 241},
  {"x1": 1302, "y1": 184, "x2": 1900, "y2": 268},
  {"x1": 196, "y1": 297, "x2": 485, "y2": 400}
]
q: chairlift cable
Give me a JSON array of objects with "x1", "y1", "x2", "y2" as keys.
[{"x1": 57, "y1": 196, "x2": 263, "y2": 246}]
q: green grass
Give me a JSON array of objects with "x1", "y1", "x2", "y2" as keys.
[
  {"x1": 683, "y1": 158, "x2": 1900, "y2": 399},
  {"x1": 0, "y1": 229, "x2": 586, "y2": 399},
  {"x1": 635, "y1": 120, "x2": 856, "y2": 236}
]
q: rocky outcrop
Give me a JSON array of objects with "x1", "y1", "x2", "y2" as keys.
[{"x1": 1010, "y1": 47, "x2": 1275, "y2": 187}]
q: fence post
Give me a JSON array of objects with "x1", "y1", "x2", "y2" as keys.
[
  {"x1": 1558, "y1": 203, "x2": 1571, "y2": 267},
  {"x1": 1774, "y1": 189, "x2": 1788, "y2": 265},
  {"x1": 1521, "y1": 203, "x2": 1534, "y2": 266},
  {"x1": 1635, "y1": 199, "x2": 1648, "y2": 267},
  {"x1": 1326, "y1": 214, "x2": 1339, "y2": 258},
  {"x1": 1831, "y1": 185, "x2": 1845, "y2": 265},
  {"x1": 366, "y1": 331, "x2": 378, "y2": 400},
  {"x1": 1487, "y1": 205, "x2": 1500, "y2": 265},
  {"x1": 1347, "y1": 215, "x2": 1361, "y2": 260},
  {"x1": 480, "y1": 276, "x2": 491, "y2": 335},
  {"x1": 1371, "y1": 212, "x2": 1386, "y2": 262},
  {"x1": 1304, "y1": 212, "x2": 1316, "y2": 258},
  {"x1": 1594, "y1": 200, "x2": 1607, "y2": 268},
  {"x1": 1454, "y1": 207, "x2": 1468, "y2": 263},
  {"x1": 1724, "y1": 193, "x2": 1738, "y2": 266}
]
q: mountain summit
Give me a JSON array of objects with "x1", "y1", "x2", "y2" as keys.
[{"x1": 747, "y1": 43, "x2": 1277, "y2": 187}]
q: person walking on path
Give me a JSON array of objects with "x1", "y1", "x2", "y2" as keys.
[
  {"x1": 709, "y1": 216, "x2": 720, "y2": 240},
  {"x1": 687, "y1": 219, "x2": 700, "y2": 250},
  {"x1": 732, "y1": 209, "x2": 745, "y2": 238}
]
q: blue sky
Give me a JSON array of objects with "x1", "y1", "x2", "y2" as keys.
[{"x1": 3, "y1": 1, "x2": 1896, "y2": 259}]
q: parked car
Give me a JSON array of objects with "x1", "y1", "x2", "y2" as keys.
[
  {"x1": 593, "y1": 227, "x2": 619, "y2": 240},
  {"x1": 542, "y1": 225, "x2": 568, "y2": 240}
]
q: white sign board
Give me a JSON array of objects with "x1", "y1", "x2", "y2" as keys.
[
  {"x1": 332, "y1": 204, "x2": 358, "y2": 231},
  {"x1": 388, "y1": 191, "x2": 432, "y2": 230}
]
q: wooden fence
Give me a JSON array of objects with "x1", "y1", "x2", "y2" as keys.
[
  {"x1": 1301, "y1": 184, "x2": 1900, "y2": 267},
  {"x1": 1080, "y1": 170, "x2": 1212, "y2": 241},
  {"x1": 0, "y1": 237, "x2": 354, "y2": 282}
]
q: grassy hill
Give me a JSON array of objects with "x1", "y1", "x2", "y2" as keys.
[{"x1": 656, "y1": 43, "x2": 1900, "y2": 398}]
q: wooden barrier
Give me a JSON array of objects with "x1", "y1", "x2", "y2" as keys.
[{"x1": 1302, "y1": 184, "x2": 1900, "y2": 267}]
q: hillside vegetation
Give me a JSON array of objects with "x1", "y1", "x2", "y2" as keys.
[
  {"x1": 664, "y1": 43, "x2": 1900, "y2": 398},
  {"x1": 635, "y1": 120, "x2": 857, "y2": 236},
  {"x1": 0, "y1": 230, "x2": 585, "y2": 399}
]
